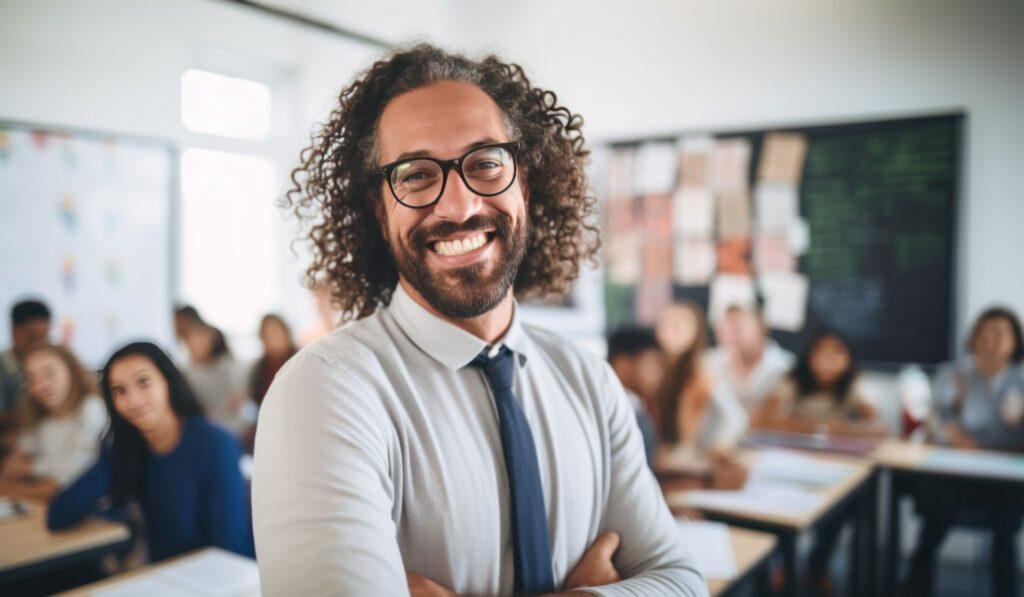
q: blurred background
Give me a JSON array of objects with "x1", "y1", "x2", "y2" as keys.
[{"x1": 1, "y1": 1, "x2": 1023, "y2": 596}]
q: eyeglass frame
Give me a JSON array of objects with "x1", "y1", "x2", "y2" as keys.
[{"x1": 378, "y1": 141, "x2": 519, "y2": 209}]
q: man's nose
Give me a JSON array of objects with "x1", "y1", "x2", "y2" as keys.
[{"x1": 431, "y1": 171, "x2": 482, "y2": 224}]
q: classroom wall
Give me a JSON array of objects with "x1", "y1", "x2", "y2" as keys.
[
  {"x1": 450, "y1": 0, "x2": 1024, "y2": 350},
  {"x1": 0, "y1": 0, "x2": 410, "y2": 357}
]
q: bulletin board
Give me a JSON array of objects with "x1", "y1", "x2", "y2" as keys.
[
  {"x1": 0, "y1": 122, "x2": 176, "y2": 368},
  {"x1": 596, "y1": 113, "x2": 963, "y2": 367}
]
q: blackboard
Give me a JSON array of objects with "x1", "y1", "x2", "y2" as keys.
[{"x1": 601, "y1": 113, "x2": 963, "y2": 368}]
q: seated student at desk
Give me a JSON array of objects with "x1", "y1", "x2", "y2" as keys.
[
  {"x1": 48, "y1": 341, "x2": 253, "y2": 562},
  {"x1": 752, "y1": 330, "x2": 884, "y2": 437},
  {"x1": 752, "y1": 331, "x2": 884, "y2": 596},
  {"x1": 0, "y1": 343, "x2": 107, "y2": 499},
  {"x1": 653, "y1": 302, "x2": 747, "y2": 490},
  {"x1": 607, "y1": 327, "x2": 664, "y2": 466},
  {"x1": 905, "y1": 306, "x2": 1024, "y2": 597},
  {"x1": 704, "y1": 303, "x2": 794, "y2": 418}
]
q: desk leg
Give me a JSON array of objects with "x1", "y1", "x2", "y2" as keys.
[
  {"x1": 883, "y1": 470, "x2": 902, "y2": 597},
  {"x1": 856, "y1": 471, "x2": 878, "y2": 596},
  {"x1": 781, "y1": 533, "x2": 799, "y2": 597}
]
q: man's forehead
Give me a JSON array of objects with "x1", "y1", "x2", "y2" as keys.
[{"x1": 378, "y1": 81, "x2": 508, "y2": 163}]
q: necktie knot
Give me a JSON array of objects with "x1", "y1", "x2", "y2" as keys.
[{"x1": 470, "y1": 346, "x2": 516, "y2": 394}]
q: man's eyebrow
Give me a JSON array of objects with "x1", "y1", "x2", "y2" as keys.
[{"x1": 392, "y1": 138, "x2": 502, "y2": 162}]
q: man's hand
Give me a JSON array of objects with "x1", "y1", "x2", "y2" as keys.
[
  {"x1": 407, "y1": 573, "x2": 458, "y2": 597},
  {"x1": 563, "y1": 531, "x2": 622, "y2": 591}
]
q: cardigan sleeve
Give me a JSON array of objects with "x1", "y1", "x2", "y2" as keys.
[
  {"x1": 47, "y1": 447, "x2": 114, "y2": 530},
  {"x1": 199, "y1": 428, "x2": 255, "y2": 558}
]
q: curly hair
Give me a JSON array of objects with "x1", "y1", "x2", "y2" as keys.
[{"x1": 284, "y1": 43, "x2": 600, "y2": 322}]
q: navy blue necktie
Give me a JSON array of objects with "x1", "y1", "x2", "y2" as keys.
[{"x1": 470, "y1": 346, "x2": 554, "y2": 595}]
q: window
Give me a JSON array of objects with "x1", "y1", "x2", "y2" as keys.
[{"x1": 181, "y1": 69, "x2": 272, "y2": 140}]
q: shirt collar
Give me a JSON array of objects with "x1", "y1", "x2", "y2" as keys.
[{"x1": 388, "y1": 283, "x2": 529, "y2": 370}]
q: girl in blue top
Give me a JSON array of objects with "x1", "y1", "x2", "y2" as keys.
[{"x1": 47, "y1": 341, "x2": 254, "y2": 562}]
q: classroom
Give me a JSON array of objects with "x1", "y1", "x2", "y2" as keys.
[{"x1": 1, "y1": 1, "x2": 1022, "y2": 596}]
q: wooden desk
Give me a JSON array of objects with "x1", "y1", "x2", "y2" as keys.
[
  {"x1": 57, "y1": 547, "x2": 259, "y2": 596},
  {"x1": 0, "y1": 501, "x2": 130, "y2": 583},
  {"x1": 873, "y1": 440, "x2": 1024, "y2": 596},
  {"x1": 665, "y1": 449, "x2": 878, "y2": 597},
  {"x1": 708, "y1": 526, "x2": 777, "y2": 597}
]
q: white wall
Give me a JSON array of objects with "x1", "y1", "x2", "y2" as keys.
[
  {"x1": 449, "y1": 0, "x2": 1024, "y2": 348},
  {"x1": 2, "y1": 0, "x2": 1021, "y2": 358}
]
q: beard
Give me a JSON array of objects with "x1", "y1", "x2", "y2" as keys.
[{"x1": 390, "y1": 212, "x2": 527, "y2": 319}]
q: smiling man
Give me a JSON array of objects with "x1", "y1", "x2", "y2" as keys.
[{"x1": 252, "y1": 44, "x2": 706, "y2": 596}]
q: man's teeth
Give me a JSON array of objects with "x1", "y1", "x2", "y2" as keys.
[{"x1": 434, "y1": 233, "x2": 487, "y2": 256}]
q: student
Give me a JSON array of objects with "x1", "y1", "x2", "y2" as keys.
[
  {"x1": 248, "y1": 314, "x2": 297, "y2": 407},
  {"x1": 172, "y1": 304, "x2": 204, "y2": 364},
  {"x1": 655, "y1": 301, "x2": 748, "y2": 451},
  {"x1": 0, "y1": 343, "x2": 106, "y2": 499},
  {"x1": 182, "y1": 324, "x2": 248, "y2": 437},
  {"x1": 47, "y1": 341, "x2": 253, "y2": 562},
  {"x1": 606, "y1": 327, "x2": 663, "y2": 466},
  {"x1": 704, "y1": 303, "x2": 794, "y2": 414},
  {"x1": 755, "y1": 331, "x2": 883, "y2": 596},
  {"x1": 753, "y1": 330, "x2": 884, "y2": 436},
  {"x1": 905, "y1": 307, "x2": 1024, "y2": 597},
  {"x1": 0, "y1": 299, "x2": 52, "y2": 420},
  {"x1": 243, "y1": 314, "x2": 297, "y2": 452},
  {"x1": 254, "y1": 44, "x2": 704, "y2": 595}
]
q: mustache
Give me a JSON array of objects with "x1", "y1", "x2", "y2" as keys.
[{"x1": 410, "y1": 214, "x2": 513, "y2": 250}]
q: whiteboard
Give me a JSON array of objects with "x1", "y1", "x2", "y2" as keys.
[{"x1": 0, "y1": 123, "x2": 174, "y2": 368}]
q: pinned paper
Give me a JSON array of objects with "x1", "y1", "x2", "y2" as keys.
[
  {"x1": 759, "y1": 271, "x2": 809, "y2": 332},
  {"x1": 606, "y1": 147, "x2": 635, "y2": 200},
  {"x1": 716, "y1": 190, "x2": 751, "y2": 238},
  {"x1": 788, "y1": 217, "x2": 810, "y2": 255},
  {"x1": 635, "y1": 279, "x2": 673, "y2": 325},
  {"x1": 605, "y1": 234, "x2": 641, "y2": 284},
  {"x1": 717, "y1": 237, "x2": 751, "y2": 274},
  {"x1": 642, "y1": 239, "x2": 673, "y2": 281},
  {"x1": 674, "y1": 238, "x2": 716, "y2": 286},
  {"x1": 709, "y1": 274, "x2": 756, "y2": 325},
  {"x1": 754, "y1": 234, "x2": 796, "y2": 272},
  {"x1": 758, "y1": 132, "x2": 808, "y2": 182},
  {"x1": 633, "y1": 142, "x2": 678, "y2": 196},
  {"x1": 678, "y1": 136, "x2": 714, "y2": 188},
  {"x1": 712, "y1": 138, "x2": 751, "y2": 192},
  {"x1": 755, "y1": 182, "x2": 799, "y2": 233},
  {"x1": 641, "y1": 194, "x2": 673, "y2": 237},
  {"x1": 673, "y1": 187, "x2": 714, "y2": 237},
  {"x1": 605, "y1": 195, "x2": 636, "y2": 233}
]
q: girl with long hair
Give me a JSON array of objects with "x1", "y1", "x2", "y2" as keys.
[{"x1": 47, "y1": 341, "x2": 253, "y2": 561}]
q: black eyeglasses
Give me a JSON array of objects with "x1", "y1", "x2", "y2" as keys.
[{"x1": 379, "y1": 141, "x2": 518, "y2": 209}]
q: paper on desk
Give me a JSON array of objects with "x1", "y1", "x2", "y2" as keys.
[
  {"x1": 677, "y1": 520, "x2": 737, "y2": 579},
  {"x1": 156, "y1": 549, "x2": 261, "y2": 596},
  {"x1": 924, "y1": 449, "x2": 1024, "y2": 481},
  {"x1": 684, "y1": 481, "x2": 825, "y2": 518},
  {"x1": 93, "y1": 576, "x2": 188, "y2": 597},
  {"x1": 750, "y1": 449, "x2": 854, "y2": 488}
]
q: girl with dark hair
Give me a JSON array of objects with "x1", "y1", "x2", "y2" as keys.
[
  {"x1": 753, "y1": 331, "x2": 883, "y2": 436},
  {"x1": 243, "y1": 314, "x2": 297, "y2": 452},
  {"x1": 47, "y1": 341, "x2": 253, "y2": 561},
  {"x1": 904, "y1": 307, "x2": 1024, "y2": 597}
]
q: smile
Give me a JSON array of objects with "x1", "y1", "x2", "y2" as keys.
[{"x1": 429, "y1": 231, "x2": 494, "y2": 257}]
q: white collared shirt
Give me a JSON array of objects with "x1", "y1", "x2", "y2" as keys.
[{"x1": 252, "y1": 284, "x2": 706, "y2": 596}]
